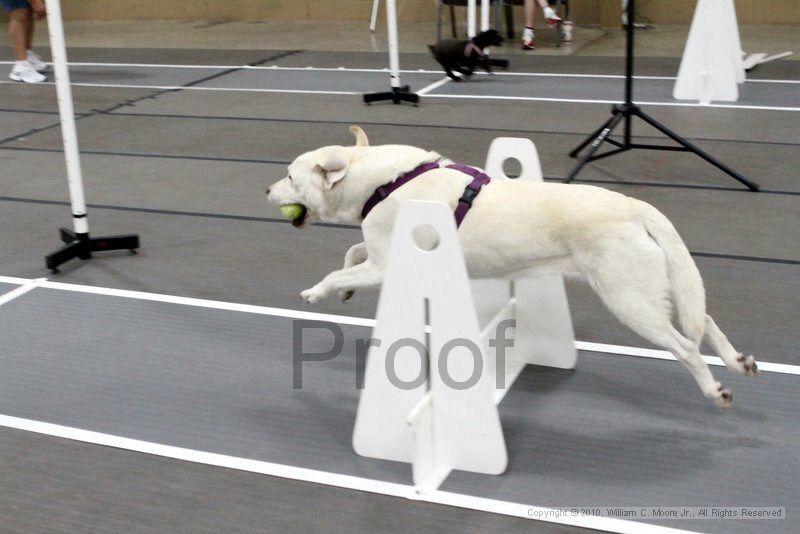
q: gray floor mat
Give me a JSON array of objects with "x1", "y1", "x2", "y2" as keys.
[
  {"x1": 0, "y1": 111, "x2": 65, "y2": 143},
  {"x1": 26, "y1": 47, "x2": 285, "y2": 66},
  {"x1": 4, "y1": 111, "x2": 799, "y2": 193},
  {"x1": 0, "y1": 282, "x2": 18, "y2": 296},
  {"x1": 101, "y1": 89, "x2": 800, "y2": 150},
  {"x1": 0, "y1": 287, "x2": 795, "y2": 534},
  {"x1": 196, "y1": 68, "x2": 443, "y2": 93},
  {"x1": 2, "y1": 148, "x2": 798, "y2": 254},
  {"x1": 3, "y1": 63, "x2": 798, "y2": 110},
  {"x1": 0, "y1": 84, "x2": 161, "y2": 115},
  {"x1": 14, "y1": 48, "x2": 800, "y2": 80},
  {"x1": 0, "y1": 428, "x2": 569, "y2": 534},
  {"x1": 0, "y1": 64, "x2": 228, "y2": 88},
  {"x1": 0, "y1": 202, "x2": 796, "y2": 365},
  {"x1": 432, "y1": 73, "x2": 800, "y2": 109}
]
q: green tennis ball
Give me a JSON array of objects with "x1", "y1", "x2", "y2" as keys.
[{"x1": 280, "y1": 203, "x2": 305, "y2": 221}]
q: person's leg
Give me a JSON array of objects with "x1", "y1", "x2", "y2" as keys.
[
  {"x1": 524, "y1": 0, "x2": 536, "y2": 27},
  {"x1": 20, "y1": 0, "x2": 48, "y2": 72},
  {"x1": 522, "y1": 0, "x2": 536, "y2": 49},
  {"x1": 7, "y1": 7, "x2": 30, "y2": 61},
  {"x1": 7, "y1": 3, "x2": 46, "y2": 82},
  {"x1": 24, "y1": 5, "x2": 34, "y2": 50}
]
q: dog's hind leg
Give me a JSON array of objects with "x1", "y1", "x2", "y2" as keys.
[
  {"x1": 582, "y1": 232, "x2": 731, "y2": 406},
  {"x1": 704, "y1": 315, "x2": 759, "y2": 376},
  {"x1": 339, "y1": 242, "x2": 369, "y2": 302},
  {"x1": 596, "y1": 283, "x2": 732, "y2": 407}
]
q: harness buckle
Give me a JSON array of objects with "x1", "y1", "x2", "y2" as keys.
[{"x1": 459, "y1": 186, "x2": 480, "y2": 206}]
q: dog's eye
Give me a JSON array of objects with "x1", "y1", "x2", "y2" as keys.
[{"x1": 288, "y1": 175, "x2": 293, "y2": 182}]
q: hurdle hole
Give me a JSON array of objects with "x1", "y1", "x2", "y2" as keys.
[
  {"x1": 502, "y1": 157, "x2": 522, "y2": 179},
  {"x1": 412, "y1": 224, "x2": 440, "y2": 252}
]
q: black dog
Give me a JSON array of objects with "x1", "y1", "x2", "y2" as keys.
[{"x1": 428, "y1": 29, "x2": 504, "y2": 81}]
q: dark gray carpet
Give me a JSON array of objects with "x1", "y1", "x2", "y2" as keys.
[
  {"x1": 1, "y1": 427, "x2": 593, "y2": 534},
  {"x1": 1, "y1": 47, "x2": 797, "y2": 533},
  {"x1": 0, "y1": 282, "x2": 17, "y2": 296},
  {"x1": 16, "y1": 48, "x2": 800, "y2": 80},
  {"x1": 432, "y1": 73, "x2": 800, "y2": 109},
  {"x1": 0, "y1": 288, "x2": 795, "y2": 534},
  {"x1": 0, "y1": 202, "x2": 796, "y2": 365},
  {"x1": 3, "y1": 62, "x2": 798, "y2": 109},
  {"x1": 4, "y1": 103, "x2": 798, "y2": 192}
]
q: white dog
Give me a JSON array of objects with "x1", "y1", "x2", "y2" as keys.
[{"x1": 267, "y1": 126, "x2": 759, "y2": 407}]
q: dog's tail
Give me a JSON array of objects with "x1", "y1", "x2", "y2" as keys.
[{"x1": 637, "y1": 201, "x2": 706, "y2": 342}]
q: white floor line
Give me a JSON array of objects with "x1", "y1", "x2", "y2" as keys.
[
  {"x1": 0, "y1": 278, "x2": 46, "y2": 308},
  {"x1": 1, "y1": 275, "x2": 797, "y2": 376},
  {"x1": 1, "y1": 80, "x2": 361, "y2": 97},
  {"x1": 42, "y1": 279, "x2": 375, "y2": 328},
  {"x1": 2, "y1": 61, "x2": 798, "y2": 84},
  {"x1": 424, "y1": 93, "x2": 800, "y2": 112},
  {"x1": 0, "y1": 60, "x2": 243, "y2": 70},
  {"x1": 576, "y1": 341, "x2": 798, "y2": 375},
  {"x1": 0, "y1": 414, "x2": 698, "y2": 534},
  {"x1": 417, "y1": 76, "x2": 452, "y2": 95},
  {"x1": 0, "y1": 275, "x2": 35, "y2": 285},
  {"x1": 2, "y1": 79, "x2": 795, "y2": 111}
]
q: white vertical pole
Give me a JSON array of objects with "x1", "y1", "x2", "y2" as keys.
[
  {"x1": 385, "y1": 0, "x2": 401, "y2": 88},
  {"x1": 369, "y1": 0, "x2": 380, "y2": 32},
  {"x1": 480, "y1": 0, "x2": 491, "y2": 54},
  {"x1": 467, "y1": 0, "x2": 477, "y2": 38},
  {"x1": 45, "y1": 0, "x2": 89, "y2": 235}
]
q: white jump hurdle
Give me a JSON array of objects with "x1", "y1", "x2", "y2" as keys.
[
  {"x1": 674, "y1": 0, "x2": 744, "y2": 104},
  {"x1": 352, "y1": 138, "x2": 576, "y2": 492}
]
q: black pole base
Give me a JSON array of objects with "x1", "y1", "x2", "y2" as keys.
[
  {"x1": 45, "y1": 227, "x2": 140, "y2": 274},
  {"x1": 363, "y1": 85, "x2": 419, "y2": 106},
  {"x1": 564, "y1": 103, "x2": 760, "y2": 192},
  {"x1": 488, "y1": 58, "x2": 510, "y2": 69}
]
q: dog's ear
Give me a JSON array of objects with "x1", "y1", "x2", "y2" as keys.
[
  {"x1": 350, "y1": 125, "x2": 369, "y2": 147},
  {"x1": 316, "y1": 147, "x2": 349, "y2": 189}
]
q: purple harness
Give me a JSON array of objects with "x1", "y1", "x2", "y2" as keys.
[
  {"x1": 464, "y1": 42, "x2": 485, "y2": 58},
  {"x1": 361, "y1": 162, "x2": 491, "y2": 227}
]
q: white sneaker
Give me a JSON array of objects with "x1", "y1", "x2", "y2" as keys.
[
  {"x1": 27, "y1": 50, "x2": 49, "y2": 72},
  {"x1": 9, "y1": 61, "x2": 47, "y2": 83},
  {"x1": 521, "y1": 27, "x2": 536, "y2": 50},
  {"x1": 543, "y1": 6, "x2": 562, "y2": 26},
  {"x1": 562, "y1": 21, "x2": 574, "y2": 43}
]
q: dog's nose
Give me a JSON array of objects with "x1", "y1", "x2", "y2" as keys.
[{"x1": 265, "y1": 187, "x2": 271, "y2": 196}]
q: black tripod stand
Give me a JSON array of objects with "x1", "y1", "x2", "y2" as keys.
[{"x1": 564, "y1": 0, "x2": 759, "y2": 191}]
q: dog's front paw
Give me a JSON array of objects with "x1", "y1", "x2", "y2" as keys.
[
  {"x1": 301, "y1": 285, "x2": 328, "y2": 305},
  {"x1": 736, "y1": 354, "x2": 760, "y2": 376},
  {"x1": 710, "y1": 382, "x2": 733, "y2": 408}
]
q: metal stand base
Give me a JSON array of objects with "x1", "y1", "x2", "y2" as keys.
[
  {"x1": 488, "y1": 58, "x2": 509, "y2": 69},
  {"x1": 564, "y1": 103, "x2": 760, "y2": 191},
  {"x1": 45, "y1": 228, "x2": 140, "y2": 274},
  {"x1": 363, "y1": 85, "x2": 419, "y2": 106}
]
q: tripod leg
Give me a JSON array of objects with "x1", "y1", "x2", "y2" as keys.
[
  {"x1": 569, "y1": 114, "x2": 617, "y2": 158},
  {"x1": 635, "y1": 110, "x2": 760, "y2": 191},
  {"x1": 564, "y1": 112, "x2": 625, "y2": 183}
]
